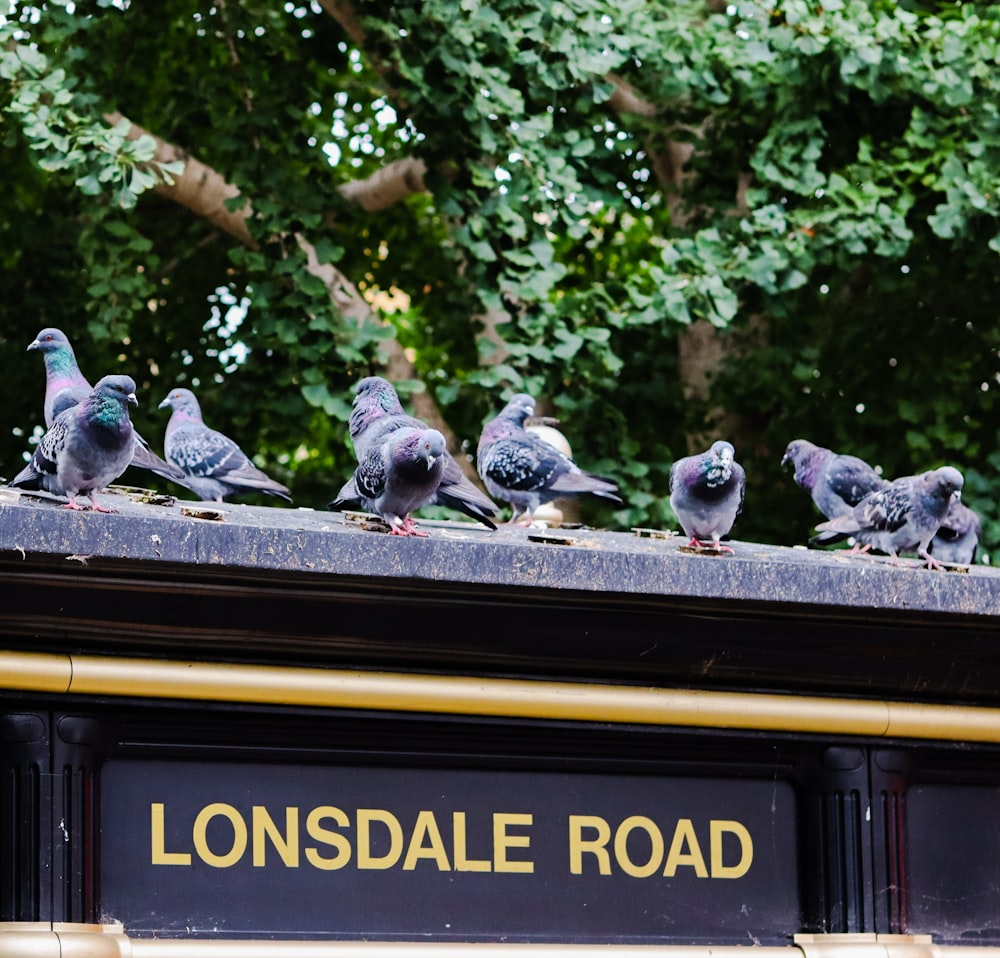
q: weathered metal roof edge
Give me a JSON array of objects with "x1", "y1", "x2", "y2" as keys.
[{"x1": 1, "y1": 489, "x2": 998, "y2": 621}]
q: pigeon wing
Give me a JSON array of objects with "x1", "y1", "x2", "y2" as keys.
[
  {"x1": 169, "y1": 427, "x2": 240, "y2": 478},
  {"x1": 733, "y1": 462, "x2": 746, "y2": 518},
  {"x1": 825, "y1": 456, "x2": 887, "y2": 509},
  {"x1": 11, "y1": 411, "x2": 72, "y2": 489},
  {"x1": 482, "y1": 437, "x2": 557, "y2": 492},
  {"x1": 858, "y1": 482, "x2": 913, "y2": 533},
  {"x1": 354, "y1": 444, "x2": 388, "y2": 502},
  {"x1": 130, "y1": 429, "x2": 189, "y2": 484},
  {"x1": 48, "y1": 383, "x2": 91, "y2": 424}
]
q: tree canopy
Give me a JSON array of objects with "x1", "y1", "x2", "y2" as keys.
[{"x1": 2, "y1": 0, "x2": 999, "y2": 556}]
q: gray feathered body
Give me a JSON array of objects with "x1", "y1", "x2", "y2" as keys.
[
  {"x1": 11, "y1": 374, "x2": 138, "y2": 509},
  {"x1": 669, "y1": 440, "x2": 745, "y2": 548},
  {"x1": 336, "y1": 376, "x2": 497, "y2": 529},
  {"x1": 781, "y1": 439, "x2": 888, "y2": 519},
  {"x1": 814, "y1": 466, "x2": 963, "y2": 562},
  {"x1": 159, "y1": 388, "x2": 291, "y2": 503},
  {"x1": 353, "y1": 427, "x2": 446, "y2": 533},
  {"x1": 477, "y1": 393, "x2": 620, "y2": 524},
  {"x1": 929, "y1": 500, "x2": 981, "y2": 565}
]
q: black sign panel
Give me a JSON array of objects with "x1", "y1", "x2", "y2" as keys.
[
  {"x1": 906, "y1": 784, "x2": 1000, "y2": 942},
  {"x1": 100, "y1": 760, "x2": 800, "y2": 942}
]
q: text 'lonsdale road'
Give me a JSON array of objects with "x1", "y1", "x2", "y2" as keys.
[{"x1": 150, "y1": 803, "x2": 754, "y2": 878}]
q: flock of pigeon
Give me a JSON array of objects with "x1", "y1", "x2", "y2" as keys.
[
  {"x1": 781, "y1": 440, "x2": 979, "y2": 568},
  {"x1": 3, "y1": 327, "x2": 980, "y2": 569}
]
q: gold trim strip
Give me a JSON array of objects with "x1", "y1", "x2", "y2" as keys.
[
  {"x1": 131, "y1": 945, "x2": 799, "y2": 957},
  {"x1": 0, "y1": 924, "x2": 998, "y2": 957},
  {"x1": 0, "y1": 922, "x2": 1000, "y2": 958},
  {"x1": 2, "y1": 649, "x2": 1000, "y2": 742}
]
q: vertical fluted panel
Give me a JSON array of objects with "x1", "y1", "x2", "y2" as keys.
[
  {"x1": 800, "y1": 746, "x2": 874, "y2": 934},
  {"x1": 53, "y1": 715, "x2": 106, "y2": 923},
  {"x1": 872, "y1": 749, "x2": 910, "y2": 933},
  {"x1": 820, "y1": 786, "x2": 867, "y2": 931},
  {"x1": 0, "y1": 712, "x2": 50, "y2": 921}
]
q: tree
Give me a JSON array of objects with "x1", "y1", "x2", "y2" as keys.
[{"x1": 2, "y1": 0, "x2": 999, "y2": 555}]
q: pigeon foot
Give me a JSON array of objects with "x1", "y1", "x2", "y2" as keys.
[{"x1": 682, "y1": 537, "x2": 734, "y2": 554}]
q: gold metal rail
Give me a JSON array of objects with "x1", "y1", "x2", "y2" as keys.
[
  {"x1": 0, "y1": 925, "x2": 991, "y2": 958},
  {"x1": 2, "y1": 649, "x2": 1000, "y2": 742}
]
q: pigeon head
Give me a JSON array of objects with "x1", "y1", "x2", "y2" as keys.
[
  {"x1": 781, "y1": 439, "x2": 814, "y2": 468},
  {"x1": 158, "y1": 387, "x2": 203, "y2": 419},
  {"x1": 353, "y1": 376, "x2": 405, "y2": 415},
  {"x1": 91, "y1": 374, "x2": 138, "y2": 404},
  {"x1": 500, "y1": 393, "x2": 535, "y2": 424},
  {"x1": 350, "y1": 376, "x2": 407, "y2": 441},
  {"x1": 89, "y1": 375, "x2": 138, "y2": 425},
  {"x1": 706, "y1": 440, "x2": 735, "y2": 485},
  {"x1": 712, "y1": 440, "x2": 734, "y2": 463},
  {"x1": 478, "y1": 394, "x2": 535, "y2": 448},
  {"x1": 27, "y1": 327, "x2": 83, "y2": 383},
  {"x1": 27, "y1": 327, "x2": 73, "y2": 355},
  {"x1": 924, "y1": 465, "x2": 964, "y2": 501},
  {"x1": 414, "y1": 429, "x2": 447, "y2": 470},
  {"x1": 781, "y1": 439, "x2": 827, "y2": 490}
]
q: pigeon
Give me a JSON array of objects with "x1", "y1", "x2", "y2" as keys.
[
  {"x1": 814, "y1": 466, "x2": 964, "y2": 569},
  {"x1": 668, "y1": 440, "x2": 745, "y2": 553},
  {"x1": 476, "y1": 393, "x2": 621, "y2": 526},
  {"x1": 781, "y1": 439, "x2": 888, "y2": 519},
  {"x1": 27, "y1": 327, "x2": 92, "y2": 425},
  {"x1": 158, "y1": 387, "x2": 291, "y2": 503},
  {"x1": 781, "y1": 438, "x2": 891, "y2": 546},
  {"x1": 27, "y1": 327, "x2": 189, "y2": 487},
  {"x1": 9, "y1": 374, "x2": 139, "y2": 512},
  {"x1": 334, "y1": 376, "x2": 497, "y2": 530},
  {"x1": 928, "y1": 499, "x2": 981, "y2": 566},
  {"x1": 345, "y1": 426, "x2": 447, "y2": 536}
]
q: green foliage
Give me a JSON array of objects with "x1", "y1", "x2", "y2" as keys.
[{"x1": 1, "y1": 0, "x2": 999, "y2": 558}]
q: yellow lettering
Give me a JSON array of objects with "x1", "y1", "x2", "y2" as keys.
[
  {"x1": 150, "y1": 803, "x2": 191, "y2": 866},
  {"x1": 710, "y1": 820, "x2": 753, "y2": 879},
  {"x1": 614, "y1": 815, "x2": 664, "y2": 878},
  {"x1": 663, "y1": 818, "x2": 708, "y2": 877},
  {"x1": 403, "y1": 810, "x2": 451, "y2": 871},
  {"x1": 453, "y1": 812, "x2": 491, "y2": 872},
  {"x1": 305, "y1": 806, "x2": 352, "y2": 871},
  {"x1": 493, "y1": 812, "x2": 533, "y2": 874},
  {"x1": 568, "y1": 815, "x2": 611, "y2": 875},
  {"x1": 252, "y1": 806, "x2": 299, "y2": 868},
  {"x1": 192, "y1": 803, "x2": 247, "y2": 868},
  {"x1": 357, "y1": 809, "x2": 403, "y2": 869}
]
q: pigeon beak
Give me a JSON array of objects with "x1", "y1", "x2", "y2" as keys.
[
  {"x1": 157, "y1": 397, "x2": 170, "y2": 410},
  {"x1": 780, "y1": 453, "x2": 789, "y2": 467},
  {"x1": 26, "y1": 339, "x2": 40, "y2": 352},
  {"x1": 127, "y1": 393, "x2": 138, "y2": 407},
  {"x1": 426, "y1": 454, "x2": 438, "y2": 470}
]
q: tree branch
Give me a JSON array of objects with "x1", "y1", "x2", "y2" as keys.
[
  {"x1": 316, "y1": 0, "x2": 366, "y2": 46},
  {"x1": 105, "y1": 111, "x2": 257, "y2": 248},
  {"x1": 338, "y1": 156, "x2": 427, "y2": 211},
  {"x1": 104, "y1": 111, "x2": 481, "y2": 480},
  {"x1": 606, "y1": 74, "x2": 659, "y2": 118}
]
